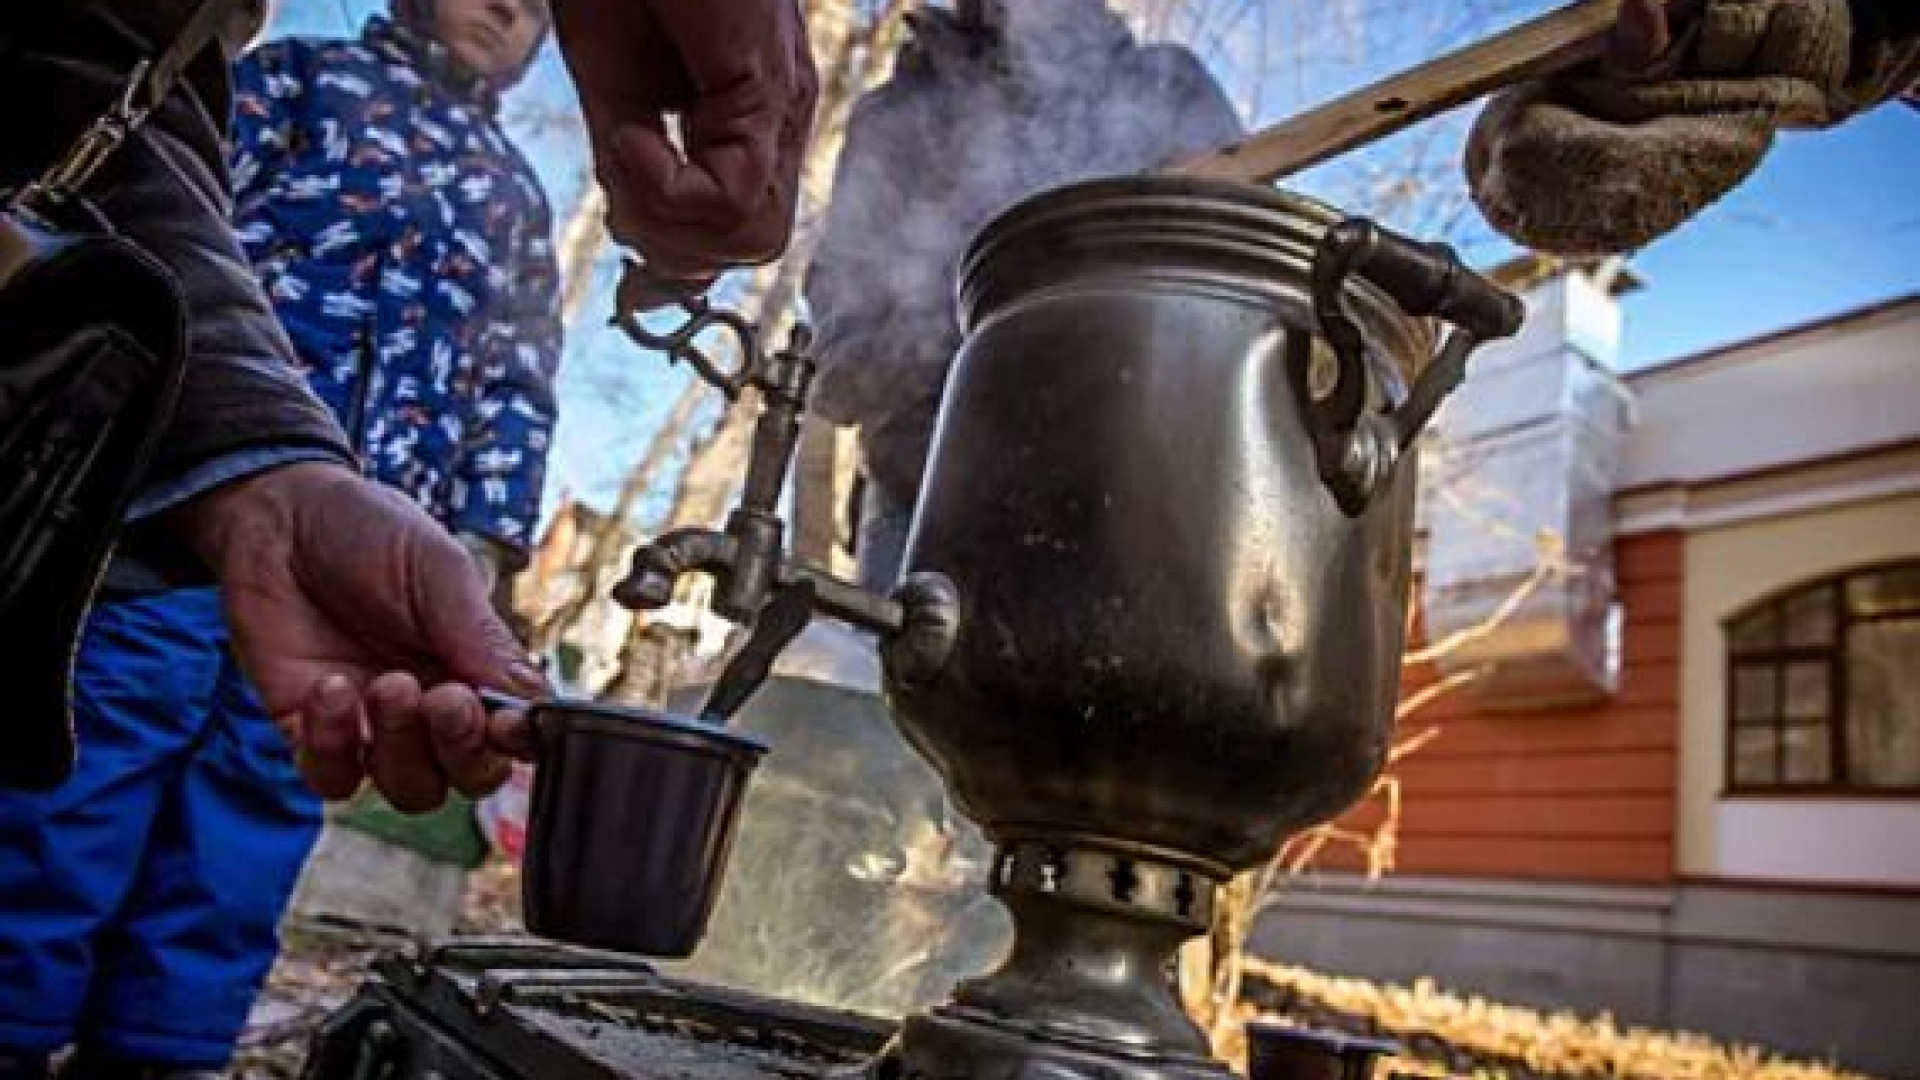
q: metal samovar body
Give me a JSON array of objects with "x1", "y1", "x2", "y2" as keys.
[
  {"x1": 598, "y1": 176, "x2": 1521, "y2": 1079},
  {"x1": 901, "y1": 180, "x2": 1437, "y2": 864},
  {"x1": 879, "y1": 179, "x2": 1420, "y2": 1077}
]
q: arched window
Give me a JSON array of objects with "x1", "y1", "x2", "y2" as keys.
[{"x1": 1726, "y1": 562, "x2": 1920, "y2": 793}]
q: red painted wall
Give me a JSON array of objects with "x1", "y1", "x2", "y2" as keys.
[{"x1": 1322, "y1": 531, "x2": 1685, "y2": 885}]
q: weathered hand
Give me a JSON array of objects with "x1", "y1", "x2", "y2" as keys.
[
  {"x1": 554, "y1": 0, "x2": 819, "y2": 287},
  {"x1": 176, "y1": 462, "x2": 546, "y2": 811}
]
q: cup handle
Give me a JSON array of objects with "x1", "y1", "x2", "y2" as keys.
[{"x1": 1299, "y1": 217, "x2": 1524, "y2": 516}]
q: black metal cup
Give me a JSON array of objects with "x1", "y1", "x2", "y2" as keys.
[
  {"x1": 1245, "y1": 1021, "x2": 1399, "y2": 1080},
  {"x1": 521, "y1": 699, "x2": 768, "y2": 958}
]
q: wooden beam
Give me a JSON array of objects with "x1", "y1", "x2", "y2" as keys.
[{"x1": 1170, "y1": 0, "x2": 1635, "y2": 186}]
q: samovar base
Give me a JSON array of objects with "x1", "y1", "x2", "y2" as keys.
[
  {"x1": 873, "y1": 1006, "x2": 1236, "y2": 1080},
  {"x1": 868, "y1": 836, "x2": 1235, "y2": 1080}
]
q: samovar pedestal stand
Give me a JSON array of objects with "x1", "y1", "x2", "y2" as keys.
[{"x1": 878, "y1": 838, "x2": 1231, "y2": 1078}]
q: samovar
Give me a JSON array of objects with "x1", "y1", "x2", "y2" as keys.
[{"x1": 563, "y1": 175, "x2": 1519, "y2": 1079}]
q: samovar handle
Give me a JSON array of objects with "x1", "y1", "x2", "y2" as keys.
[{"x1": 1301, "y1": 218, "x2": 1525, "y2": 515}]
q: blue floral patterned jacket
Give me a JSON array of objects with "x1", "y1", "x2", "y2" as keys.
[{"x1": 230, "y1": 17, "x2": 561, "y2": 565}]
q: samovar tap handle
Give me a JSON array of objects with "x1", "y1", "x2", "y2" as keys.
[
  {"x1": 610, "y1": 259, "x2": 758, "y2": 401},
  {"x1": 607, "y1": 286, "x2": 959, "y2": 685}
]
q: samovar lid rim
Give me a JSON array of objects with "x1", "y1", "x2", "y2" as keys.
[
  {"x1": 963, "y1": 174, "x2": 1344, "y2": 258},
  {"x1": 956, "y1": 174, "x2": 1439, "y2": 365},
  {"x1": 986, "y1": 173, "x2": 1345, "y2": 219}
]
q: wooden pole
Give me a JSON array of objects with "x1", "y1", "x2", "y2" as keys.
[{"x1": 1170, "y1": 0, "x2": 1643, "y2": 186}]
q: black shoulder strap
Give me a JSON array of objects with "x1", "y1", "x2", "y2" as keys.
[{"x1": 8, "y1": 0, "x2": 255, "y2": 215}]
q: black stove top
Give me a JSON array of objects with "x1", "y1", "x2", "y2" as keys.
[{"x1": 303, "y1": 936, "x2": 896, "y2": 1079}]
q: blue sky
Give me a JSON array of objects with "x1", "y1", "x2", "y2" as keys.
[
  {"x1": 1607, "y1": 105, "x2": 1918, "y2": 368},
  {"x1": 1203, "y1": 0, "x2": 1920, "y2": 370},
  {"x1": 266, "y1": 2, "x2": 1918, "y2": 517}
]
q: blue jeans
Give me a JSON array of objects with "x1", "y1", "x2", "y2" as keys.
[{"x1": 0, "y1": 589, "x2": 323, "y2": 1067}]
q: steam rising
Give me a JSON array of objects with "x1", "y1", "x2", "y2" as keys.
[{"x1": 803, "y1": 0, "x2": 1244, "y2": 517}]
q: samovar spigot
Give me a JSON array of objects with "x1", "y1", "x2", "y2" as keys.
[
  {"x1": 606, "y1": 261, "x2": 958, "y2": 681},
  {"x1": 607, "y1": 277, "x2": 813, "y2": 623}
]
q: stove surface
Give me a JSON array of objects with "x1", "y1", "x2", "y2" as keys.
[{"x1": 304, "y1": 936, "x2": 896, "y2": 1079}]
